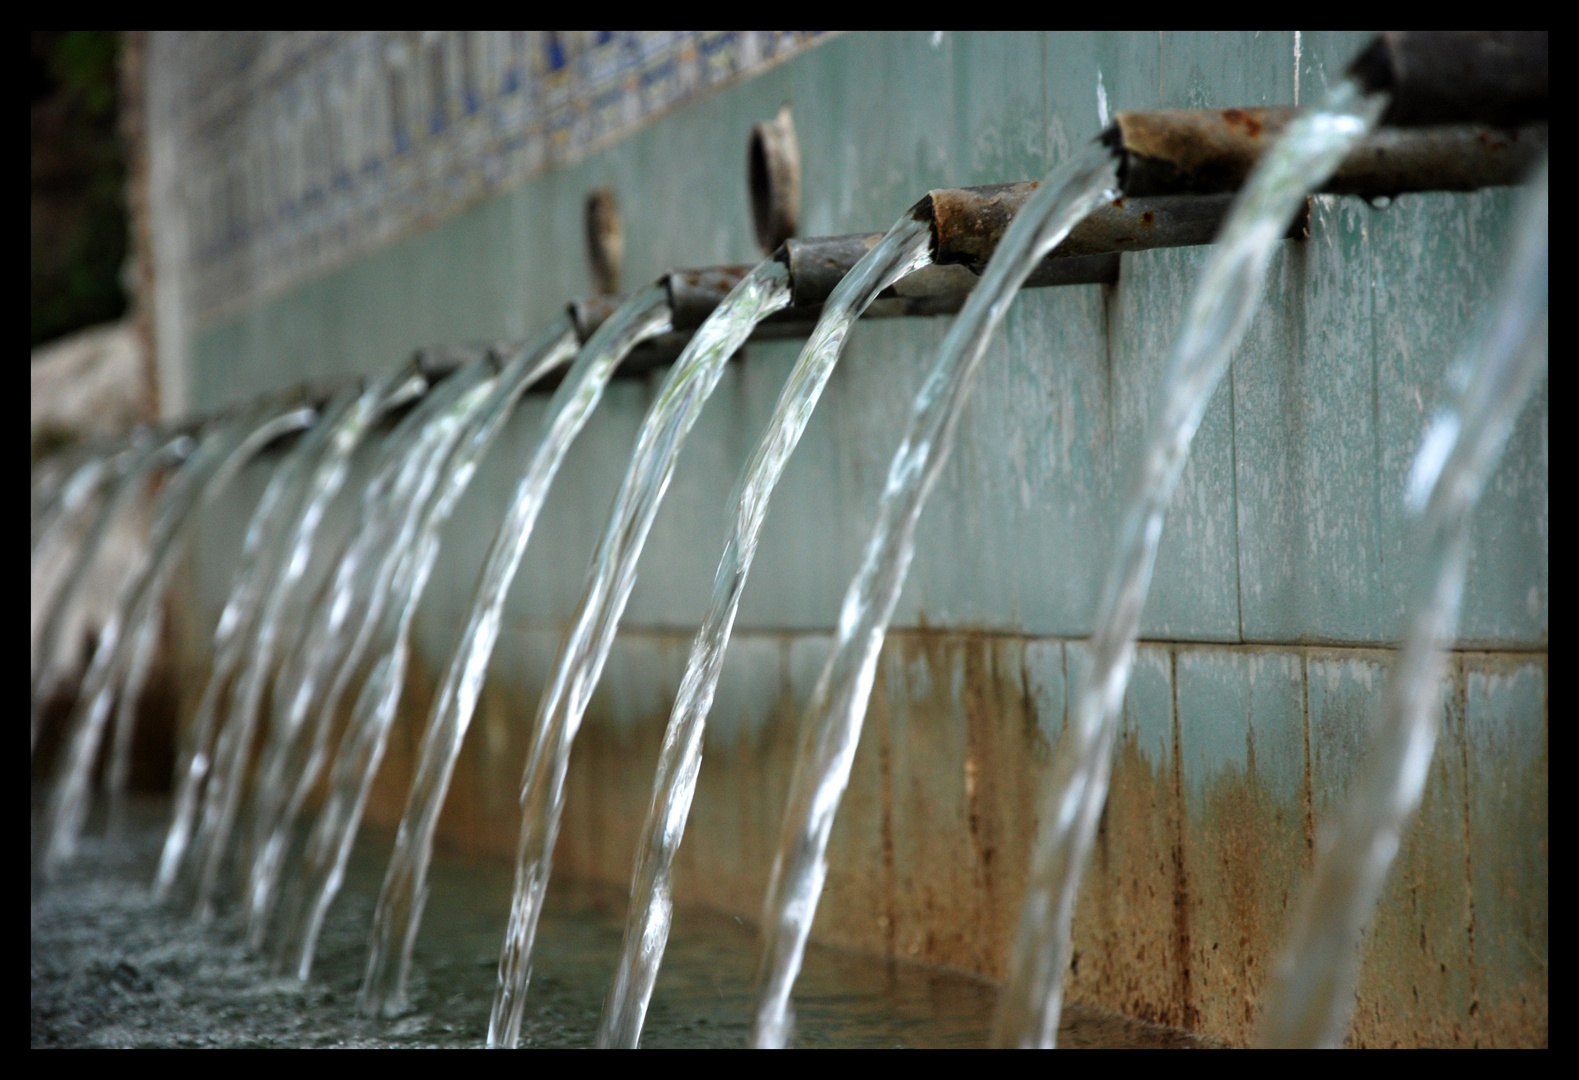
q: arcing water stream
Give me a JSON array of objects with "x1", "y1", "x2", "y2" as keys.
[
  {"x1": 992, "y1": 79, "x2": 1386, "y2": 1049},
  {"x1": 103, "y1": 597, "x2": 161, "y2": 826},
  {"x1": 232, "y1": 359, "x2": 494, "y2": 938},
  {"x1": 154, "y1": 383, "x2": 376, "y2": 908},
  {"x1": 32, "y1": 446, "x2": 123, "y2": 668},
  {"x1": 43, "y1": 399, "x2": 317, "y2": 879},
  {"x1": 1257, "y1": 158, "x2": 1548, "y2": 1049},
  {"x1": 31, "y1": 446, "x2": 111, "y2": 558},
  {"x1": 488, "y1": 260, "x2": 793, "y2": 1048},
  {"x1": 259, "y1": 361, "x2": 505, "y2": 964},
  {"x1": 31, "y1": 431, "x2": 188, "y2": 746},
  {"x1": 184, "y1": 380, "x2": 393, "y2": 917},
  {"x1": 748, "y1": 140, "x2": 1122, "y2": 1049},
  {"x1": 278, "y1": 324, "x2": 580, "y2": 980},
  {"x1": 598, "y1": 214, "x2": 935, "y2": 1048},
  {"x1": 361, "y1": 286, "x2": 674, "y2": 1017}
]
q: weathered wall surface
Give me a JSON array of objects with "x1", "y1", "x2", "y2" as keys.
[{"x1": 161, "y1": 32, "x2": 1546, "y2": 1046}]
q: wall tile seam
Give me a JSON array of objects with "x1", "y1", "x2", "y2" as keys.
[
  {"x1": 463, "y1": 617, "x2": 1550, "y2": 661},
  {"x1": 1227, "y1": 355, "x2": 1246, "y2": 645}
]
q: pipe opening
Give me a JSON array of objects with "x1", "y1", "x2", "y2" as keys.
[
  {"x1": 1348, "y1": 31, "x2": 1547, "y2": 128},
  {"x1": 749, "y1": 105, "x2": 801, "y2": 255},
  {"x1": 584, "y1": 188, "x2": 624, "y2": 296}
]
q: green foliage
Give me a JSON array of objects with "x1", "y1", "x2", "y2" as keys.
[
  {"x1": 31, "y1": 31, "x2": 129, "y2": 349},
  {"x1": 50, "y1": 31, "x2": 121, "y2": 119}
]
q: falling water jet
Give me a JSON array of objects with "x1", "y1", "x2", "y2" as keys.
[
  {"x1": 31, "y1": 431, "x2": 190, "y2": 748},
  {"x1": 279, "y1": 322, "x2": 579, "y2": 981},
  {"x1": 488, "y1": 259, "x2": 792, "y2": 1049},
  {"x1": 361, "y1": 286, "x2": 673, "y2": 1017},
  {"x1": 1257, "y1": 158, "x2": 1547, "y2": 1049},
  {"x1": 103, "y1": 604, "x2": 160, "y2": 833},
  {"x1": 229, "y1": 357, "x2": 496, "y2": 930},
  {"x1": 992, "y1": 80, "x2": 1386, "y2": 1048},
  {"x1": 262, "y1": 362, "x2": 504, "y2": 956},
  {"x1": 241, "y1": 357, "x2": 497, "y2": 937},
  {"x1": 41, "y1": 396, "x2": 318, "y2": 879},
  {"x1": 747, "y1": 138, "x2": 1122, "y2": 1050},
  {"x1": 156, "y1": 386, "x2": 373, "y2": 900},
  {"x1": 32, "y1": 31, "x2": 1549, "y2": 1045},
  {"x1": 598, "y1": 211, "x2": 935, "y2": 1049},
  {"x1": 33, "y1": 441, "x2": 134, "y2": 689},
  {"x1": 270, "y1": 362, "x2": 510, "y2": 972},
  {"x1": 32, "y1": 445, "x2": 117, "y2": 587},
  {"x1": 31, "y1": 444, "x2": 100, "y2": 551},
  {"x1": 162, "y1": 380, "x2": 393, "y2": 916}
]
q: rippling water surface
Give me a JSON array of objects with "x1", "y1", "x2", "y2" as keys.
[{"x1": 33, "y1": 800, "x2": 1213, "y2": 1048}]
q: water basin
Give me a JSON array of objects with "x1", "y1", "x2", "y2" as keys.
[{"x1": 32, "y1": 798, "x2": 1215, "y2": 1048}]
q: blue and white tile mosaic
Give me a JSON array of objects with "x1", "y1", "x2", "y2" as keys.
[{"x1": 154, "y1": 31, "x2": 826, "y2": 323}]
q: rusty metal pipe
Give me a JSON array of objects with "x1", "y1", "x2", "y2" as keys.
[
  {"x1": 570, "y1": 190, "x2": 1281, "y2": 356},
  {"x1": 1349, "y1": 31, "x2": 1547, "y2": 128},
  {"x1": 412, "y1": 342, "x2": 495, "y2": 383},
  {"x1": 777, "y1": 203, "x2": 1193, "y2": 308},
  {"x1": 364, "y1": 103, "x2": 1551, "y2": 407},
  {"x1": 1111, "y1": 111, "x2": 1546, "y2": 198},
  {"x1": 921, "y1": 187, "x2": 1296, "y2": 276},
  {"x1": 662, "y1": 265, "x2": 757, "y2": 329}
]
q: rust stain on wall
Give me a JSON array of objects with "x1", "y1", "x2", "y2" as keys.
[
  {"x1": 1183, "y1": 751, "x2": 1302, "y2": 1041},
  {"x1": 342, "y1": 625, "x2": 1545, "y2": 1048},
  {"x1": 1069, "y1": 728, "x2": 1195, "y2": 1028}
]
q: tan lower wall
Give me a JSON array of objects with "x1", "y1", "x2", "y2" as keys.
[{"x1": 338, "y1": 624, "x2": 1548, "y2": 1048}]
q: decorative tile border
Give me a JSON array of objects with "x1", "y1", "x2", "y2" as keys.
[{"x1": 152, "y1": 32, "x2": 826, "y2": 324}]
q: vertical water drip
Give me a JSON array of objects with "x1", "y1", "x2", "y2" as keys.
[
  {"x1": 598, "y1": 215, "x2": 935, "y2": 1048},
  {"x1": 41, "y1": 397, "x2": 317, "y2": 878},
  {"x1": 1258, "y1": 159, "x2": 1547, "y2": 1049},
  {"x1": 361, "y1": 287, "x2": 673, "y2": 1017},
  {"x1": 993, "y1": 80, "x2": 1386, "y2": 1048},
  {"x1": 487, "y1": 259, "x2": 792, "y2": 1049},
  {"x1": 236, "y1": 359, "x2": 492, "y2": 938},
  {"x1": 279, "y1": 324, "x2": 579, "y2": 980},
  {"x1": 748, "y1": 140, "x2": 1123, "y2": 1050}
]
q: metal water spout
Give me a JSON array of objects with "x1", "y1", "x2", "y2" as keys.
[{"x1": 1349, "y1": 30, "x2": 1547, "y2": 127}]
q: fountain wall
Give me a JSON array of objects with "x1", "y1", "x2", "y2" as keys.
[{"x1": 149, "y1": 32, "x2": 1546, "y2": 1046}]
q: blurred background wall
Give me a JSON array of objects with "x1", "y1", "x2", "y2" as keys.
[{"x1": 31, "y1": 31, "x2": 154, "y2": 461}]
